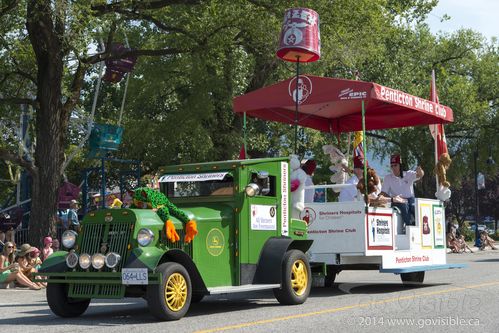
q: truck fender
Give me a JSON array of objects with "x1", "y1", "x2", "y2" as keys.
[
  {"x1": 38, "y1": 251, "x2": 69, "y2": 273},
  {"x1": 124, "y1": 247, "x2": 166, "y2": 270},
  {"x1": 253, "y1": 237, "x2": 313, "y2": 284}
]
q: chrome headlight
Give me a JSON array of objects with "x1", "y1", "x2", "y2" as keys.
[
  {"x1": 137, "y1": 228, "x2": 154, "y2": 247},
  {"x1": 245, "y1": 183, "x2": 260, "y2": 197},
  {"x1": 62, "y1": 230, "x2": 77, "y2": 249},
  {"x1": 91, "y1": 253, "x2": 106, "y2": 270},
  {"x1": 66, "y1": 252, "x2": 78, "y2": 268},
  {"x1": 79, "y1": 253, "x2": 91, "y2": 269},
  {"x1": 105, "y1": 252, "x2": 121, "y2": 269},
  {"x1": 106, "y1": 252, "x2": 121, "y2": 268}
]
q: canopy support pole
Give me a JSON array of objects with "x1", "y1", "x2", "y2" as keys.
[
  {"x1": 243, "y1": 112, "x2": 247, "y2": 158},
  {"x1": 294, "y1": 57, "x2": 300, "y2": 154},
  {"x1": 361, "y1": 100, "x2": 368, "y2": 210},
  {"x1": 434, "y1": 123, "x2": 439, "y2": 193},
  {"x1": 101, "y1": 158, "x2": 106, "y2": 209}
]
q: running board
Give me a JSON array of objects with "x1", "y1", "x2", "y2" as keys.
[
  {"x1": 207, "y1": 284, "x2": 280, "y2": 295},
  {"x1": 379, "y1": 263, "x2": 467, "y2": 274}
]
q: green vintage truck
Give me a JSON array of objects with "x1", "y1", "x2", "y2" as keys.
[{"x1": 38, "y1": 157, "x2": 312, "y2": 320}]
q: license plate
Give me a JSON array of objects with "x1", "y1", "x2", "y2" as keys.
[{"x1": 121, "y1": 268, "x2": 148, "y2": 285}]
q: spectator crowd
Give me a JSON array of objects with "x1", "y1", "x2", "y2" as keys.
[{"x1": 0, "y1": 235, "x2": 55, "y2": 290}]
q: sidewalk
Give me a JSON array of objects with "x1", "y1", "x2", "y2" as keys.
[{"x1": 446, "y1": 244, "x2": 498, "y2": 254}]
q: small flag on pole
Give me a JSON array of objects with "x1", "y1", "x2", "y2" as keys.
[
  {"x1": 238, "y1": 144, "x2": 246, "y2": 160},
  {"x1": 353, "y1": 131, "x2": 364, "y2": 160}
]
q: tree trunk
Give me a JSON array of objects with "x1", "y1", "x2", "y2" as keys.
[{"x1": 26, "y1": 1, "x2": 68, "y2": 249}]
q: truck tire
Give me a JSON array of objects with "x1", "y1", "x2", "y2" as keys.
[
  {"x1": 46, "y1": 282, "x2": 90, "y2": 317},
  {"x1": 400, "y1": 271, "x2": 425, "y2": 285},
  {"x1": 147, "y1": 262, "x2": 192, "y2": 321},
  {"x1": 273, "y1": 249, "x2": 311, "y2": 305}
]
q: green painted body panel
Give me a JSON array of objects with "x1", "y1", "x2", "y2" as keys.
[
  {"x1": 236, "y1": 160, "x2": 284, "y2": 265},
  {"x1": 187, "y1": 205, "x2": 235, "y2": 287},
  {"x1": 130, "y1": 247, "x2": 167, "y2": 270},
  {"x1": 290, "y1": 219, "x2": 308, "y2": 239}
]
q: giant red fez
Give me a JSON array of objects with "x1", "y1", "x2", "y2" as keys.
[{"x1": 276, "y1": 8, "x2": 321, "y2": 63}]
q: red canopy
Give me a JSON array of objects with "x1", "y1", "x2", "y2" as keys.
[{"x1": 233, "y1": 75, "x2": 453, "y2": 133}]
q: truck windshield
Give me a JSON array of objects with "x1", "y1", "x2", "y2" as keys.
[{"x1": 160, "y1": 172, "x2": 234, "y2": 198}]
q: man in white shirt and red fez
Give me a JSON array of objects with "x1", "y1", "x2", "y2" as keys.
[
  {"x1": 339, "y1": 156, "x2": 366, "y2": 202},
  {"x1": 381, "y1": 154, "x2": 424, "y2": 227}
]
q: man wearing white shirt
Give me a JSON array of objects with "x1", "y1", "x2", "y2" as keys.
[{"x1": 381, "y1": 154, "x2": 424, "y2": 226}]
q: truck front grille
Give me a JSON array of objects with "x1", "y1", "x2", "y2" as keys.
[
  {"x1": 76, "y1": 221, "x2": 133, "y2": 273},
  {"x1": 70, "y1": 221, "x2": 133, "y2": 298}
]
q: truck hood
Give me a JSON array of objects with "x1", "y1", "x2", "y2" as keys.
[{"x1": 170, "y1": 204, "x2": 234, "y2": 225}]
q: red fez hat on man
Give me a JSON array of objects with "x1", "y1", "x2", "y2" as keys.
[
  {"x1": 353, "y1": 156, "x2": 368, "y2": 169},
  {"x1": 390, "y1": 154, "x2": 401, "y2": 165},
  {"x1": 302, "y1": 160, "x2": 317, "y2": 176}
]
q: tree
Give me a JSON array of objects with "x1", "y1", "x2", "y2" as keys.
[{"x1": 0, "y1": 0, "x2": 200, "y2": 247}]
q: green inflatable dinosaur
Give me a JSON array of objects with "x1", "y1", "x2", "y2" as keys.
[{"x1": 131, "y1": 187, "x2": 198, "y2": 243}]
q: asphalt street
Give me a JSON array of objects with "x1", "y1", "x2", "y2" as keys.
[{"x1": 1, "y1": 250, "x2": 498, "y2": 333}]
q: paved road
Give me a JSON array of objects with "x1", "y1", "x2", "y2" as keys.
[{"x1": 1, "y1": 250, "x2": 498, "y2": 332}]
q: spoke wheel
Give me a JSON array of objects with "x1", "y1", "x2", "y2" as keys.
[
  {"x1": 291, "y1": 259, "x2": 308, "y2": 296},
  {"x1": 147, "y1": 262, "x2": 192, "y2": 321},
  {"x1": 274, "y1": 249, "x2": 311, "y2": 305},
  {"x1": 164, "y1": 273, "x2": 188, "y2": 311}
]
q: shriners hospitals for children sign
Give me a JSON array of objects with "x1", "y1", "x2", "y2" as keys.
[{"x1": 367, "y1": 212, "x2": 393, "y2": 250}]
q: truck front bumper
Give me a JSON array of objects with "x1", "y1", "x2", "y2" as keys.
[{"x1": 35, "y1": 271, "x2": 161, "y2": 299}]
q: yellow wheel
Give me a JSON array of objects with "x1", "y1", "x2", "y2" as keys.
[
  {"x1": 274, "y1": 250, "x2": 311, "y2": 305},
  {"x1": 147, "y1": 262, "x2": 192, "y2": 321},
  {"x1": 290, "y1": 259, "x2": 308, "y2": 296},
  {"x1": 164, "y1": 273, "x2": 188, "y2": 311}
]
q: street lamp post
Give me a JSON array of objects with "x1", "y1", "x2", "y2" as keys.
[
  {"x1": 473, "y1": 145, "x2": 496, "y2": 247},
  {"x1": 473, "y1": 150, "x2": 480, "y2": 247}
]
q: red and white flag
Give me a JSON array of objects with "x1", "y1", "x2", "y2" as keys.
[
  {"x1": 353, "y1": 131, "x2": 364, "y2": 160},
  {"x1": 238, "y1": 143, "x2": 246, "y2": 160},
  {"x1": 429, "y1": 70, "x2": 448, "y2": 158}
]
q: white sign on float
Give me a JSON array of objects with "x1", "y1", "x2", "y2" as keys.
[
  {"x1": 419, "y1": 202, "x2": 434, "y2": 249},
  {"x1": 433, "y1": 205, "x2": 445, "y2": 248},
  {"x1": 250, "y1": 204, "x2": 277, "y2": 231},
  {"x1": 367, "y1": 213, "x2": 393, "y2": 249},
  {"x1": 307, "y1": 202, "x2": 366, "y2": 255}
]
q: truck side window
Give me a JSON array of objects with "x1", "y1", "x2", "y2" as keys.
[
  {"x1": 208, "y1": 175, "x2": 234, "y2": 196},
  {"x1": 250, "y1": 173, "x2": 276, "y2": 197}
]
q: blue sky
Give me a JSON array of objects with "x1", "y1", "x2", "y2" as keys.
[{"x1": 426, "y1": 0, "x2": 498, "y2": 40}]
